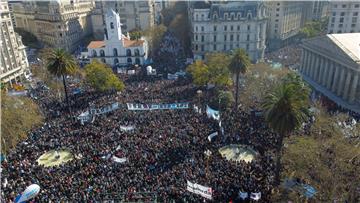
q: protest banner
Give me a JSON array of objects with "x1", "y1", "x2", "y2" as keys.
[
  {"x1": 127, "y1": 102, "x2": 189, "y2": 111},
  {"x1": 186, "y1": 180, "x2": 212, "y2": 200},
  {"x1": 206, "y1": 105, "x2": 220, "y2": 120}
]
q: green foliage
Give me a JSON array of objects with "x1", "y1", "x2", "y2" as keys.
[
  {"x1": 1, "y1": 93, "x2": 43, "y2": 154},
  {"x1": 229, "y1": 49, "x2": 251, "y2": 75},
  {"x1": 46, "y1": 49, "x2": 78, "y2": 77},
  {"x1": 129, "y1": 29, "x2": 142, "y2": 40},
  {"x1": 84, "y1": 60, "x2": 125, "y2": 92},
  {"x1": 262, "y1": 73, "x2": 310, "y2": 135},
  {"x1": 186, "y1": 53, "x2": 231, "y2": 87},
  {"x1": 218, "y1": 90, "x2": 234, "y2": 110},
  {"x1": 143, "y1": 24, "x2": 167, "y2": 53},
  {"x1": 299, "y1": 19, "x2": 328, "y2": 38}
]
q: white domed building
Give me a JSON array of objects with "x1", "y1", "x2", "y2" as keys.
[{"x1": 83, "y1": 9, "x2": 148, "y2": 67}]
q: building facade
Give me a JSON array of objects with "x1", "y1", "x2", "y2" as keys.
[
  {"x1": 299, "y1": 33, "x2": 360, "y2": 113},
  {"x1": 266, "y1": 1, "x2": 304, "y2": 50},
  {"x1": 189, "y1": 1, "x2": 267, "y2": 62},
  {"x1": 0, "y1": 0, "x2": 29, "y2": 85},
  {"x1": 91, "y1": 0, "x2": 155, "y2": 39},
  {"x1": 302, "y1": 0, "x2": 330, "y2": 22},
  {"x1": 84, "y1": 10, "x2": 148, "y2": 67},
  {"x1": 327, "y1": 1, "x2": 360, "y2": 34},
  {"x1": 11, "y1": 0, "x2": 94, "y2": 52}
]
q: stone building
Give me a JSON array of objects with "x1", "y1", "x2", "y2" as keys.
[
  {"x1": 302, "y1": 0, "x2": 330, "y2": 22},
  {"x1": 0, "y1": 0, "x2": 29, "y2": 85},
  {"x1": 84, "y1": 9, "x2": 148, "y2": 67},
  {"x1": 327, "y1": 1, "x2": 360, "y2": 34},
  {"x1": 11, "y1": 0, "x2": 94, "y2": 52},
  {"x1": 188, "y1": 1, "x2": 267, "y2": 62},
  {"x1": 299, "y1": 33, "x2": 360, "y2": 113},
  {"x1": 91, "y1": 0, "x2": 155, "y2": 39},
  {"x1": 266, "y1": 1, "x2": 304, "y2": 50}
]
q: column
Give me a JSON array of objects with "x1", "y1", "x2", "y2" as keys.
[
  {"x1": 299, "y1": 50, "x2": 305, "y2": 73},
  {"x1": 337, "y1": 68, "x2": 346, "y2": 96},
  {"x1": 312, "y1": 55, "x2": 319, "y2": 79},
  {"x1": 301, "y1": 51, "x2": 308, "y2": 74},
  {"x1": 343, "y1": 70, "x2": 352, "y2": 100},
  {"x1": 331, "y1": 65, "x2": 340, "y2": 92},
  {"x1": 326, "y1": 61, "x2": 334, "y2": 89},
  {"x1": 349, "y1": 73, "x2": 359, "y2": 103},
  {"x1": 321, "y1": 58, "x2": 329, "y2": 86},
  {"x1": 306, "y1": 52, "x2": 313, "y2": 76},
  {"x1": 316, "y1": 57, "x2": 324, "y2": 83}
]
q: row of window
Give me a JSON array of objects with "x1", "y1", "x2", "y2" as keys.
[
  {"x1": 330, "y1": 23, "x2": 358, "y2": 28},
  {"x1": 331, "y1": 16, "x2": 358, "y2": 24},
  {"x1": 195, "y1": 12, "x2": 253, "y2": 21},
  {"x1": 333, "y1": 4, "x2": 359, "y2": 8},
  {"x1": 99, "y1": 57, "x2": 141, "y2": 65},
  {"x1": 195, "y1": 34, "x2": 251, "y2": 42},
  {"x1": 194, "y1": 43, "x2": 250, "y2": 52},
  {"x1": 332, "y1": 12, "x2": 358, "y2": 17},
  {"x1": 92, "y1": 48, "x2": 140, "y2": 57},
  {"x1": 195, "y1": 24, "x2": 251, "y2": 32}
]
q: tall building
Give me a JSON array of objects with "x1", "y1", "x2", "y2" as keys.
[
  {"x1": 84, "y1": 9, "x2": 149, "y2": 67},
  {"x1": 302, "y1": 0, "x2": 330, "y2": 22},
  {"x1": 327, "y1": 1, "x2": 360, "y2": 34},
  {"x1": 0, "y1": 0, "x2": 29, "y2": 85},
  {"x1": 299, "y1": 33, "x2": 360, "y2": 113},
  {"x1": 266, "y1": 1, "x2": 304, "y2": 50},
  {"x1": 91, "y1": 0, "x2": 155, "y2": 39},
  {"x1": 188, "y1": 1, "x2": 267, "y2": 62},
  {"x1": 11, "y1": 0, "x2": 95, "y2": 52}
]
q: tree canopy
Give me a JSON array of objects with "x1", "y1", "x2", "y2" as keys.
[
  {"x1": 84, "y1": 60, "x2": 125, "y2": 92},
  {"x1": 1, "y1": 93, "x2": 43, "y2": 154},
  {"x1": 186, "y1": 53, "x2": 231, "y2": 87}
]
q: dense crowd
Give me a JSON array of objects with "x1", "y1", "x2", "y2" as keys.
[
  {"x1": 265, "y1": 44, "x2": 302, "y2": 68},
  {"x1": 1, "y1": 74, "x2": 279, "y2": 202}
]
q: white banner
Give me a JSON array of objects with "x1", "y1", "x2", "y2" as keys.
[
  {"x1": 186, "y1": 180, "x2": 212, "y2": 200},
  {"x1": 127, "y1": 102, "x2": 189, "y2": 111},
  {"x1": 112, "y1": 155, "x2": 127, "y2": 163},
  {"x1": 120, "y1": 125, "x2": 135, "y2": 132}
]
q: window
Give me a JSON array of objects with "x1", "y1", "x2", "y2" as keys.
[
  {"x1": 92, "y1": 50, "x2": 97, "y2": 57},
  {"x1": 196, "y1": 14, "x2": 198, "y2": 20},
  {"x1": 214, "y1": 26, "x2": 217, "y2": 31},
  {"x1": 332, "y1": 12, "x2": 336, "y2": 16},
  {"x1": 59, "y1": 33, "x2": 62, "y2": 37},
  {"x1": 276, "y1": 14, "x2": 279, "y2": 17},
  {"x1": 201, "y1": 35, "x2": 204, "y2": 42},
  {"x1": 276, "y1": 8, "x2": 280, "y2": 11},
  {"x1": 195, "y1": 35, "x2": 198, "y2": 41},
  {"x1": 331, "y1": 17, "x2": 335, "y2": 23},
  {"x1": 127, "y1": 58, "x2": 132, "y2": 64},
  {"x1": 201, "y1": 45, "x2": 204, "y2": 51},
  {"x1": 195, "y1": 44, "x2": 198, "y2": 51},
  {"x1": 114, "y1": 58, "x2": 119, "y2": 65},
  {"x1": 275, "y1": 19, "x2": 279, "y2": 22},
  {"x1": 246, "y1": 44, "x2": 249, "y2": 50},
  {"x1": 340, "y1": 12, "x2": 345, "y2": 16},
  {"x1": 110, "y1": 22, "x2": 114, "y2": 29},
  {"x1": 331, "y1": 24, "x2": 334, "y2": 28},
  {"x1": 237, "y1": 25, "x2": 240, "y2": 30},
  {"x1": 224, "y1": 13, "x2": 228, "y2": 20},
  {"x1": 201, "y1": 26, "x2": 204, "y2": 31},
  {"x1": 339, "y1": 24, "x2": 343, "y2": 28},
  {"x1": 100, "y1": 50, "x2": 105, "y2": 57},
  {"x1": 230, "y1": 34, "x2": 233, "y2": 41},
  {"x1": 334, "y1": 4, "x2": 337, "y2": 8},
  {"x1": 352, "y1": 17, "x2": 357, "y2": 23},
  {"x1": 247, "y1": 34, "x2": 250, "y2": 41},
  {"x1": 355, "y1": 4, "x2": 359, "y2": 8},
  {"x1": 230, "y1": 25, "x2": 233, "y2": 31},
  {"x1": 213, "y1": 44, "x2": 217, "y2": 51},
  {"x1": 351, "y1": 23, "x2": 356, "y2": 28},
  {"x1": 342, "y1": 4, "x2": 346, "y2": 8},
  {"x1": 247, "y1": 25, "x2": 250, "y2": 31},
  {"x1": 201, "y1": 14, "x2": 204, "y2": 20},
  {"x1": 135, "y1": 58, "x2": 140, "y2": 64},
  {"x1": 224, "y1": 44, "x2": 226, "y2": 51},
  {"x1": 224, "y1": 25, "x2": 227, "y2": 31},
  {"x1": 354, "y1": 12, "x2": 359, "y2": 16},
  {"x1": 195, "y1": 26, "x2": 198, "y2": 32},
  {"x1": 134, "y1": 49, "x2": 140, "y2": 56},
  {"x1": 113, "y1": 48, "x2": 118, "y2": 56},
  {"x1": 126, "y1": 49, "x2": 131, "y2": 56},
  {"x1": 213, "y1": 35, "x2": 217, "y2": 42},
  {"x1": 101, "y1": 58, "x2": 106, "y2": 63},
  {"x1": 339, "y1": 18, "x2": 344, "y2": 23},
  {"x1": 213, "y1": 14, "x2": 218, "y2": 20},
  {"x1": 224, "y1": 35, "x2": 227, "y2": 41}
]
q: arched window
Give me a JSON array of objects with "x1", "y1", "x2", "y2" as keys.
[
  {"x1": 126, "y1": 49, "x2": 131, "y2": 56},
  {"x1": 135, "y1": 58, "x2": 140, "y2": 64},
  {"x1": 113, "y1": 48, "x2": 118, "y2": 56},
  {"x1": 100, "y1": 50, "x2": 105, "y2": 57},
  {"x1": 101, "y1": 58, "x2": 106, "y2": 63},
  {"x1": 110, "y1": 22, "x2": 114, "y2": 29},
  {"x1": 213, "y1": 14, "x2": 218, "y2": 20},
  {"x1": 134, "y1": 49, "x2": 140, "y2": 56},
  {"x1": 114, "y1": 58, "x2": 119, "y2": 65},
  {"x1": 92, "y1": 50, "x2": 97, "y2": 57},
  {"x1": 127, "y1": 58, "x2": 132, "y2": 64}
]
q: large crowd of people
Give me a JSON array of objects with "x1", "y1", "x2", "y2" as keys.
[
  {"x1": 265, "y1": 44, "x2": 302, "y2": 69},
  {"x1": 1, "y1": 73, "x2": 280, "y2": 202}
]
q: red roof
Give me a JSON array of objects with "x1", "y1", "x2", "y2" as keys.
[
  {"x1": 87, "y1": 41, "x2": 105, "y2": 49},
  {"x1": 87, "y1": 38, "x2": 145, "y2": 49}
]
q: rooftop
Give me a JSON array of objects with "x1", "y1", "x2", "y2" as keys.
[
  {"x1": 327, "y1": 33, "x2": 360, "y2": 62},
  {"x1": 87, "y1": 38, "x2": 145, "y2": 49}
]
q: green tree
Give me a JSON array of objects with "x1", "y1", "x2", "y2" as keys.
[
  {"x1": 229, "y1": 49, "x2": 251, "y2": 108},
  {"x1": 1, "y1": 93, "x2": 43, "y2": 154},
  {"x1": 218, "y1": 90, "x2": 234, "y2": 110},
  {"x1": 129, "y1": 29, "x2": 142, "y2": 40},
  {"x1": 186, "y1": 60, "x2": 209, "y2": 86},
  {"x1": 84, "y1": 60, "x2": 125, "y2": 92},
  {"x1": 46, "y1": 49, "x2": 78, "y2": 112},
  {"x1": 262, "y1": 74, "x2": 310, "y2": 185}
]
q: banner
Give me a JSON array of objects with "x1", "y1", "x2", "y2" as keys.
[
  {"x1": 206, "y1": 105, "x2": 220, "y2": 120},
  {"x1": 120, "y1": 125, "x2": 135, "y2": 132},
  {"x1": 250, "y1": 192, "x2": 261, "y2": 201},
  {"x1": 208, "y1": 132, "x2": 218, "y2": 142},
  {"x1": 239, "y1": 191, "x2": 248, "y2": 200},
  {"x1": 186, "y1": 180, "x2": 212, "y2": 200},
  {"x1": 127, "y1": 102, "x2": 189, "y2": 111},
  {"x1": 112, "y1": 155, "x2": 127, "y2": 163}
]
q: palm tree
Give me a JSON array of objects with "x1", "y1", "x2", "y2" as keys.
[
  {"x1": 46, "y1": 49, "x2": 78, "y2": 113},
  {"x1": 229, "y1": 49, "x2": 251, "y2": 108},
  {"x1": 262, "y1": 77, "x2": 310, "y2": 185}
]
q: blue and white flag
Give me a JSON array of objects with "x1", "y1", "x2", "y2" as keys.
[{"x1": 206, "y1": 105, "x2": 220, "y2": 121}]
